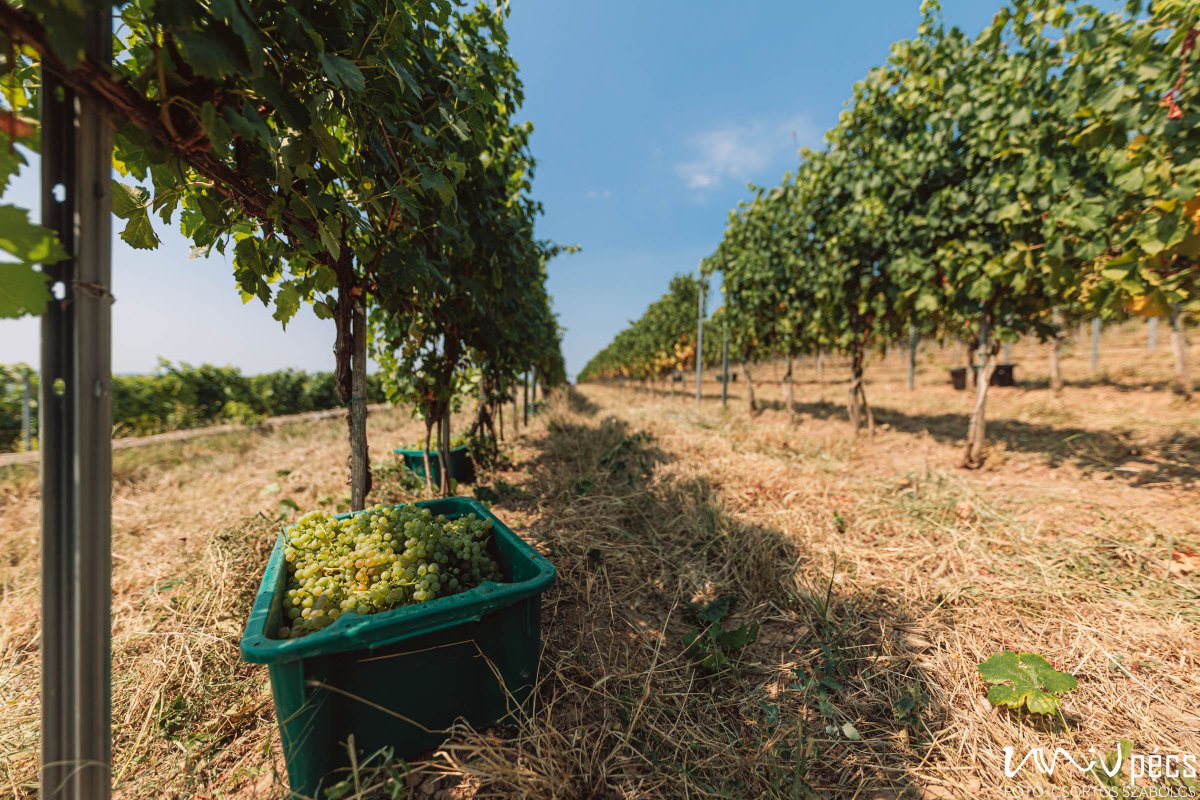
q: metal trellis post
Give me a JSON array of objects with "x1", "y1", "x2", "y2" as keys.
[
  {"x1": 907, "y1": 326, "x2": 918, "y2": 391},
  {"x1": 721, "y1": 327, "x2": 729, "y2": 408},
  {"x1": 22, "y1": 373, "x2": 32, "y2": 451},
  {"x1": 40, "y1": 4, "x2": 113, "y2": 798},
  {"x1": 695, "y1": 281, "x2": 705, "y2": 405}
]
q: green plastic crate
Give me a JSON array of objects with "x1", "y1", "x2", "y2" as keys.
[
  {"x1": 394, "y1": 445, "x2": 475, "y2": 485},
  {"x1": 240, "y1": 497, "x2": 555, "y2": 798}
]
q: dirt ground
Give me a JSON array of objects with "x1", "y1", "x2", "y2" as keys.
[{"x1": 0, "y1": 322, "x2": 1197, "y2": 799}]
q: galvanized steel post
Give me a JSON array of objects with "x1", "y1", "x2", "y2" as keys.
[
  {"x1": 695, "y1": 279, "x2": 705, "y2": 405},
  {"x1": 22, "y1": 373, "x2": 31, "y2": 451},
  {"x1": 721, "y1": 327, "x2": 729, "y2": 408},
  {"x1": 39, "y1": 3, "x2": 113, "y2": 798}
]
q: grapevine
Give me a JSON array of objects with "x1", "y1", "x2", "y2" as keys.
[{"x1": 585, "y1": 0, "x2": 1200, "y2": 443}]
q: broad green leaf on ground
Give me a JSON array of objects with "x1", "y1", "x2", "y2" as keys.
[
  {"x1": 978, "y1": 651, "x2": 1078, "y2": 715},
  {"x1": 714, "y1": 622, "x2": 759, "y2": 650},
  {"x1": 687, "y1": 595, "x2": 734, "y2": 623}
]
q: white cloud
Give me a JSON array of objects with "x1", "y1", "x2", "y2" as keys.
[
  {"x1": 676, "y1": 114, "x2": 817, "y2": 190},
  {"x1": 585, "y1": 189, "x2": 613, "y2": 200}
]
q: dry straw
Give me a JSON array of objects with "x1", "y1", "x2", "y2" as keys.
[{"x1": 0, "y1": 323, "x2": 1196, "y2": 798}]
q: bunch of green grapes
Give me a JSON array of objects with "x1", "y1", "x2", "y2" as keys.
[
  {"x1": 406, "y1": 433, "x2": 473, "y2": 450},
  {"x1": 276, "y1": 504, "x2": 501, "y2": 639}
]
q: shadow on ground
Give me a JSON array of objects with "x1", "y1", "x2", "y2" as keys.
[
  {"x1": 751, "y1": 396, "x2": 1198, "y2": 488},
  {"x1": 435, "y1": 387, "x2": 946, "y2": 799}
]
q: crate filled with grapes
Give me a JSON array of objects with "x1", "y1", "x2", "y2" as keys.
[
  {"x1": 394, "y1": 434, "x2": 476, "y2": 485},
  {"x1": 240, "y1": 497, "x2": 556, "y2": 797}
]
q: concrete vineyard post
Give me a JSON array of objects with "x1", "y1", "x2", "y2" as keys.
[
  {"x1": 1149, "y1": 317, "x2": 1158, "y2": 351},
  {"x1": 1170, "y1": 305, "x2": 1192, "y2": 399},
  {"x1": 1091, "y1": 319, "x2": 1101, "y2": 375}
]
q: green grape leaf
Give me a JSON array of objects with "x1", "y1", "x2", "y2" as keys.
[
  {"x1": 0, "y1": 203, "x2": 67, "y2": 317},
  {"x1": 978, "y1": 651, "x2": 1077, "y2": 715},
  {"x1": 0, "y1": 204, "x2": 69, "y2": 265},
  {"x1": 0, "y1": 262, "x2": 50, "y2": 318},
  {"x1": 173, "y1": 29, "x2": 246, "y2": 80},
  {"x1": 272, "y1": 282, "x2": 302, "y2": 326},
  {"x1": 112, "y1": 182, "x2": 161, "y2": 250},
  {"x1": 892, "y1": 694, "x2": 916, "y2": 719},
  {"x1": 120, "y1": 209, "x2": 161, "y2": 250},
  {"x1": 211, "y1": 0, "x2": 264, "y2": 55},
  {"x1": 687, "y1": 595, "x2": 733, "y2": 623},
  {"x1": 319, "y1": 53, "x2": 365, "y2": 94},
  {"x1": 233, "y1": 235, "x2": 281, "y2": 305},
  {"x1": 419, "y1": 170, "x2": 454, "y2": 205},
  {"x1": 316, "y1": 220, "x2": 341, "y2": 260},
  {"x1": 914, "y1": 291, "x2": 939, "y2": 313},
  {"x1": 310, "y1": 120, "x2": 342, "y2": 164},
  {"x1": 714, "y1": 622, "x2": 759, "y2": 651}
]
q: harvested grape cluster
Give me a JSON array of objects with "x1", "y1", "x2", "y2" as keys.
[{"x1": 277, "y1": 504, "x2": 501, "y2": 639}]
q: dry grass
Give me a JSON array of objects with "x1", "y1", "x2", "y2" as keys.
[
  {"x1": 0, "y1": 324, "x2": 1197, "y2": 799},
  {"x1": 0, "y1": 408, "x2": 431, "y2": 798}
]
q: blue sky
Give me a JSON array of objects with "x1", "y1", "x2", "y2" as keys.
[{"x1": 0, "y1": 1, "x2": 1002, "y2": 379}]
